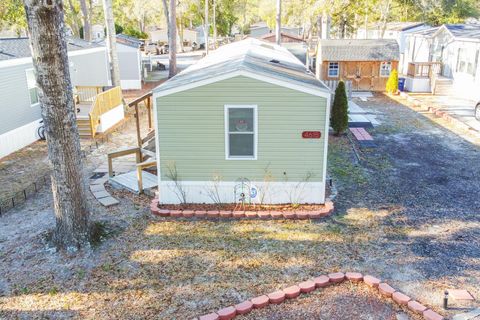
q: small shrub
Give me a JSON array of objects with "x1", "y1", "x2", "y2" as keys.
[
  {"x1": 386, "y1": 69, "x2": 399, "y2": 94},
  {"x1": 331, "y1": 81, "x2": 349, "y2": 136}
]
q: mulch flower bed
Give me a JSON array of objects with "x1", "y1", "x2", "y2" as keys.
[
  {"x1": 150, "y1": 197, "x2": 334, "y2": 220},
  {"x1": 196, "y1": 272, "x2": 445, "y2": 320}
]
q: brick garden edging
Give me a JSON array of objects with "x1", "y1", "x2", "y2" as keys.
[
  {"x1": 150, "y1": 197, "x2": 334, "y2": 220},
  {"x1": 195, "y1": 272, "x2": 445, "y2": 320},
  {"x1": 398, "y1": 92, "x2": 479, "y2": 134}
]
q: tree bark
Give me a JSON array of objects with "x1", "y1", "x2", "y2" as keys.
[
  {"x1": 275, "y1": 0, "x2": 281, "y2": 45},
  {"x1": 79, "y1": 0, "x2": 91, "y2": 41},
  {"x1": 168, "y1": 0, "x2": 177, "y2": 77},
  {"x1": 204, "y1": 0, "x2": 209, "y2": 54},
  {"x1": 212, "y1": 0, "x2": 216, "y2": 49},
  {"x1": 22, "y1": 0, "x2": 90, "y2": 251},
  {"x1": 102, "y1": 0, "x2": 121, "y2": 86}
]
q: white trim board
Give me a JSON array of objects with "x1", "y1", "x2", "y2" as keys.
[
  {"x1": 153, "y1": 70, "x2": 332, "y2": 99},
  {"x1": 158, "y1": 180, "x2": 326, "y2": 204}
]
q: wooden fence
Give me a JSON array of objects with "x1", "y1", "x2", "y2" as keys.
[{"x1": 323, "y1": 80, "x2": 353, "y2": 99}]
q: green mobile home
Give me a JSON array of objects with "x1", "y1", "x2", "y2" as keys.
[{"x1": 153, "y1": 39, "x2": 331, "y2": 204}]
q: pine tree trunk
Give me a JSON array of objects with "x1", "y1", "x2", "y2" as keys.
[
  {"x1": 102, "y1": 0, "x2": 121, "y2": 86},
  {"x1": 204, "y1": 0, "x2": 209, "y2": 54},
  {"x1": 79, "y1": 0, "x2": 91, "y2": 41},
  {"x1": 168, "y1": 0, "x2": 177, "y2": 77},
  {"x1": 275, "y1": 0, "x2": 281, "y2": 45},
  {"x1": 212, "y1": 0, "x2": 217, "y2": 49},
  {"x1": 22, "y1": 0, "x2": 90, "y2": 251}
]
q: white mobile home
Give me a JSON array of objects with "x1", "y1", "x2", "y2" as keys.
[
  {"x1": 0, "y1": 37, "x2": 111, "y2": 158},
  {"x1": 116, "y1": 34, "x2": 143, "y2": 90},
  {"x1": 404, "y1": 24, "x2": 480, "y2": 99}
]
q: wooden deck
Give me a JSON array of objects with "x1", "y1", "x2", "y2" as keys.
[{"x1": 109, "y1": 170, "x2": 158, "y2": 193}]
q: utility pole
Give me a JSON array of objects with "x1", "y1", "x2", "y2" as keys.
[
  {"x1": 275, "y1": 0, "x2": 281, "y2": 45},
  {"x1": 204, "y1": 0, "x2": 209, "y2": 54}
]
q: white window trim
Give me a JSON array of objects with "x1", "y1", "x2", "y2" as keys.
[
  {"x1": 224, "y1": 104, "x2": 258, "y2": 160},
  {"x1": 328, "y1": 62, "x2": 339, "y2": 78},
  {"x1": 380, "y1": 61, "x2": 392, "y2": 78},
  {"x1": 25, "y1": 68, "x2": 40, "y2": 108}
]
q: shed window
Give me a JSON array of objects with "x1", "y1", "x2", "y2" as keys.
[
  {"x1": 380, "y1": 62, "x2": 392, "y2": 77},
  {"x1": 26, "y1": 68, "x2": 39, "y2": 106},
  {"x1": 328, "y1": 62, "x2": 339, "y2": 77},
  {"x1": 225, "y1": 105, "x2": 257, "y2": 160}
]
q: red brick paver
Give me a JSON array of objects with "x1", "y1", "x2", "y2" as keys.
[
  {"x1": 392, "y1": 291, "x2": 411, "y2": 305},
  {"x1": 219, "y1": 210, "x2": 232, "y2": 218},
  {"x1": 328, "y1": 272, "x2": 345, "y2": 283},
  {"x1": 407, "y1": 300, "x2": 427, "y2": 314},
  {"x1": 251, "y1": 295, "x2": 269, "y2": 309},
  {"x1": 217, "y1": 306, "x2": 236, "y2": 320},
  {"x1": 207, "y1": 210, "x2": 220, "y2": 218},
  {"x1": 170, "y1": 210, "x2": 182, "y2": 218},
  {"x1": 298, "y1": 280, "x2": 316, "y2": 293},
  {"x1": 194, "y1": 210, "x2": 207, "y2": 218},
  {"x1": 283, "y1": 285, "x2": 301, "y2": 299},
  {"x1": 268, "y1": 290, "x2": 286, "y2": 304},
  {"x1": 423, "y1": 309, "x2": 444, "y2": 320},
  {"x1": 199, "y1": 313, "x2": 219, "y2": 320},
  {"x1": 345, "y1": 272, "x2": 363, "y2": 282},
  {"x1": 234, "y1": 301, "x2": 253, "y2": 315},
  {"x1": 182, "y1": 210, "x2": 194, "y2": 218},
  {"x1": 314, "y1": 275, "x2": 330, "y2": 288},
  {"x1": 378, "y1": 283, "x2": 396, "y2": 297},
  {"x1": 364, "y1": 275, "x2": 381, "y2": 288}
]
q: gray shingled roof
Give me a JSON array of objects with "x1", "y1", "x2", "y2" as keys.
[
  {"x1": 444, "y1": 24, "x2": 480, "y2": 41},
  {"x1": 0, "y1": 37, "x2": 102, "y2": 61},
  {"x1": 318, "y1": 39, "x2": 399, "y2": 62},
  {"x1": 154, "y1": 38, "x2": 330, "y2": 95}
]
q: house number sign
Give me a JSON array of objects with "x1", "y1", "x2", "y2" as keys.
[{"x1": 302, "y1": 131, "x2": 321, "y2": 139}]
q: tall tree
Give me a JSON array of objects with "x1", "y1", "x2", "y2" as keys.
[
  {"x1": 22, "y1": 0, "x2": 90, "y2": 251},
  {"x1": 102, "y1": 0, "x2": 121, "y2": 86},
  {"x1": 79, "y1": 0, "x2": 91, "y2": 41},
  {"x1": 275, "y1": 0, "x2": 281, "y2": 45},
  {"x1": 168, "y1": 0, "x2": 177, "y2": 77},
  {"x1": 204, "y1": 0, "x2": 209, "y2": 54}
]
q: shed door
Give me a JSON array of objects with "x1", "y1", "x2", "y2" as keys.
[{"x1": 357, "y1": 62, "x2": 373, "y2": 91}]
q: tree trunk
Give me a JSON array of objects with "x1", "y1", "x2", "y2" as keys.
[
  {"x1": 204, "y1": 0, "x2": 209, "y2": 54},
  {"x1": 168, "y1": 0, "x2": 177, "y2": 77},
  {"x1": 67, "y1": 0, "x2": 81, "y2": 37},
  {"x1": 275, "y1": 0, "x2": 281, "y2": 45},
  {"x1": 22, "y1": 0, "x2": 90, "y2": 251},
  {"x1": 79, "y1": 0, "x2": 91, "y2": 41},
  {"x1": 212, "y1": 0, "x2": 216, "y2": 49},
  {"x1": 102, "y1": 0, "x2": 121, "y2": 86}
]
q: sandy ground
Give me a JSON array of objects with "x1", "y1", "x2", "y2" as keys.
[{"x1": 0, "y1": 93, "x2": 479, "y2": 319}]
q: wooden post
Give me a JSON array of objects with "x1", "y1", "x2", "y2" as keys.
[
  {"x1": 137, "y1": 166, "x2": 143, "y2": 194},
  {"x1": 147, "y1": 96, "x2": 152, "y2": 130},
  {"x1": 134, "y1": 103, "x2": 141, "y2": 147},
  {"x1": 108, "y1": 155, "x2": 113, "y2": 177}
]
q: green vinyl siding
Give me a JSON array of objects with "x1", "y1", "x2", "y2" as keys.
[{"x1": 156, "y1": 75, "x2": 327, "y2": 182}]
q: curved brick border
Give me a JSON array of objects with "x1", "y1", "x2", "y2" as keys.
[
  {"x1": 194, "y1": 272, "x2": 445, "y2": 320},
  {"x1": 149, "y1": 197, "x2": 334, "y2": 220}
]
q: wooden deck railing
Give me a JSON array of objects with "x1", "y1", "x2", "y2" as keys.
[
  {"x1": 75, "y1": 86, "x2": 103, "y2": 103},
  {"x1": 107, "y1": 147, "x2": 157, "y2": 194},
  {"x1": 407, "y1": 62, "x2": 442, "y2": 78},
  {"x1": 89, "y1": 86, "x2": 123, "y2": 137}
]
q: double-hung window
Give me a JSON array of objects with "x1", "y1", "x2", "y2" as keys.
[
  {"x1": 25, "y1": 68, "x2": 39, "y2": 106},
  {"x1": 380, "y1": 61, "x2": 392, "y2": 77},
  {"x1": 328, "y1": 62, "x2": 339, "y2": 77},
  {"x1": 225, "y1": 105, "x2": 257, "y2": 160}
]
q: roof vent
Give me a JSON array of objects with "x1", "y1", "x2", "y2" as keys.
[{"x1": 270, "y1": 59, "x2": 280, "y2": 64}]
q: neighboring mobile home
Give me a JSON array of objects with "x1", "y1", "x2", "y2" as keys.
[
  {"x1": 116, "y1": 34, "x2": 143, "y2": 90},
  {"x1": 0, "y1": 37, "x2": 123, "y2": 158},
  {"x1": 153, "y1": 39, "x2": 331, "y2": 204},
  {"x1": 316, "y1": 39, "x2": 399, "y2": 91},
  {"x1": 404, "y1": 24, "x2": 480, "y2": 99}
]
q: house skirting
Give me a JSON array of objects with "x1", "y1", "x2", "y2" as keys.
[
  {"x1": 404, "y1": 77, "x2": 431, "y2": 93},
  {"x1": 97, "y1": 104, "x2": 125, "y2": 133},
  {"x1": 158, "y1": 180, "x2": 326, "y2": 204},
  {"x1": 0, "y1": 119, "x2": 42, "y2": 159},
  {"x1": 120, "y1": 79, "x2": 142, "y2": 90}
]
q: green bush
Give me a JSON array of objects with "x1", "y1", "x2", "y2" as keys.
[
  {"x1": 331, "y1": 81, "x2": 349, "y2": 136},
  {"x1": 123, "y1": 27, "x2": 148, "y2": 39},
  {"x1": 386, "y1": 69, "x2": 399, "y2": 94}
]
